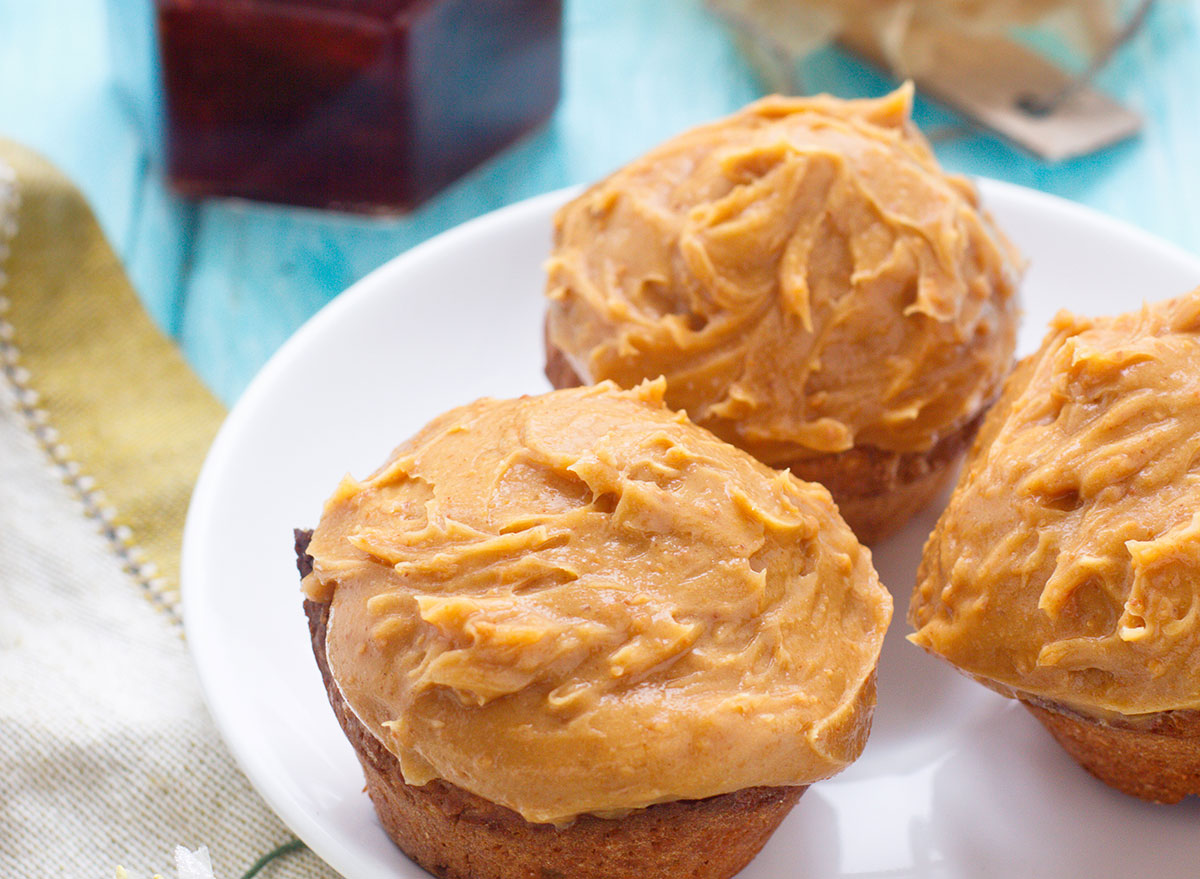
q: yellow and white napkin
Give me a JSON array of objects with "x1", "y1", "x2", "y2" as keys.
[{"x1": 0, "y1": 141, "x2": 339, "y2": 878}]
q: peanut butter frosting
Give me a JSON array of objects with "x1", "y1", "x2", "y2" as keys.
[
  {"x1": 911, "y1": 291, "x2": 1200, "y2": 718},
  {"x1": 302, "y1": 381, "x2": 892, "y2": 824},
  {"x1": 544, "y1": 85, "x2": 1021, "y2": 467}
]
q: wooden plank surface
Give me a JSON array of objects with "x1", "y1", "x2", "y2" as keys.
[{"x1": 3, "y1": 0, "x2": 1200, "y2": 404}]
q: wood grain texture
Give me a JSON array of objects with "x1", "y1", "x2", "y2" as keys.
[{"x1": 1, "y1": 0, "x2": 1199, "y2": 404}]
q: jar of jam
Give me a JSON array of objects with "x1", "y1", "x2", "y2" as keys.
[{"x1": 155, "y1": 0, "x2": 563, "y2": 213}]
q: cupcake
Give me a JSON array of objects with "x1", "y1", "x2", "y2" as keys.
[
  {"x1": 910, "y1": 291, "x2": 1200, "y2": 802},
  {"x1": 297, "y1": 380, "x2": 893, "y2": 878},
  {"x1": 544, "y1": 85, "x2": 1022, "y2": 543}
]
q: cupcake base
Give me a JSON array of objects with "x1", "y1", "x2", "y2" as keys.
[
  {"x1": 1022, "y1": 699, "x2": 1200, "y2": 804},
  {"x1": 544, "y1": 339, "x2": 979, "y2": 544},
  {"x1": 781, "y1": 423, "x2": 978, "y2": 544},
  {"x1": 296, "y1": 532, "x2": 806, "y2": 879}
]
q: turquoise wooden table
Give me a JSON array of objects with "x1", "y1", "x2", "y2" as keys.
[{"x1": 3, "y1": 0, "x2": 1200, "y2": 406}]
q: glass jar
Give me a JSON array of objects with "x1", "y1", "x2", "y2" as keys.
[{"x1": 155, "y1": 0, "x2": 563, "y2": 213}]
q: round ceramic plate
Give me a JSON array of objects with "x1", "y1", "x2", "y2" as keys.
[{"x1": 182, "y1": 181, "x2": 1200, "y2": 879}]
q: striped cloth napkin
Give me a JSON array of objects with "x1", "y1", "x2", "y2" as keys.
[{"x1": 0, "y1": 140, "x2": 339, "y2": 879}]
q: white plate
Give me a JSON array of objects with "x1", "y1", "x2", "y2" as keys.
[{"x1": 183, "y1": 181, "x2": 1200, "y2": 879}]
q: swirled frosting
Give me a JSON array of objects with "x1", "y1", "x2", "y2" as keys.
[
  {"x1": 545, "y1": 85, "x2": 1021, "y2": 466},
  {"x1": 911, "y1": 291, "x2": 1200, "y2": 717},
  {"x1": 303, "y1": 381, "x2": 891, "y2": 823}
]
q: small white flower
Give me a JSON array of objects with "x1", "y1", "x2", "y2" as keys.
[{"x1": 173, "y1": 846, "x2": 215, "y2": 879}]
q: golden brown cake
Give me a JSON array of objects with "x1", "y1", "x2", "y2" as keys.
[
  {"x1": 910, "y1": 291, "x2": 1200, "y2": 803},
  {"x1": 543, "y1": 85, "x2": 1022, "y2": 543},
  {"x1": 299, "y1": 381, "x2": 893, "y2": 878}
]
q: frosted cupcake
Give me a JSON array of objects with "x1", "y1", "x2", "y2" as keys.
[
  {"x1": 545, "y1": 85, "x2": 1022, "y2": 542},
  {"x1": 911, "y1": 291, "x2": 1200, "y2": 802},
  {"x1": 298, "y1": 380, "x2": 892, "y2": 878}
]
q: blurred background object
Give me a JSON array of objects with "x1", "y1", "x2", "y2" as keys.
[
  {"x1": 707, "y1": 0, "x2": 1136, "y2": 86},
  {"x1": 154, "y1": 0, "x2": 561, "y2": 213},
  {"x1": 707, "y1": 0, "x2": 1155, "y2": 159}
]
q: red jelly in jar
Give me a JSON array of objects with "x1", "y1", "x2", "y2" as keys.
[{"x1": 156, "y1": 0, "x2": 563, "y2": 212}]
